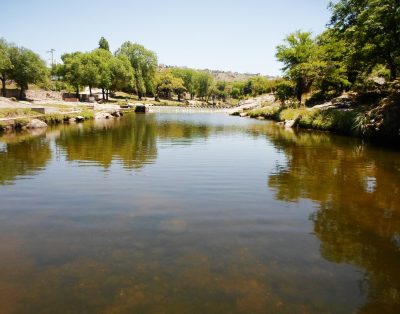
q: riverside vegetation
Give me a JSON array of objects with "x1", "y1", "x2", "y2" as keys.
[{"x1": 1, "y1": 0, "x2": 400, "y2": 144}]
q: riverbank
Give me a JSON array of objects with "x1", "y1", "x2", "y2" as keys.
[
  {"x1": 236, "y1": 93, "x2": 400, "y2": 145},
  {"x1": 0, "y1": 99, "x2": 136, "y2": 132}
]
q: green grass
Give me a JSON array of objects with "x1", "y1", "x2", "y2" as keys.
[
  {"x1": 0, "y1": 108, "x2": 36, "y2": 118},
  {"x1": 40, "y1": 109, "x2": 94, "y2": 124},
  {"x1": 247, "y1": 106, "x2": 359, "y2": 135},
  {"x1": 247, "y1": 106, "x2": 281, "y2": 119}
]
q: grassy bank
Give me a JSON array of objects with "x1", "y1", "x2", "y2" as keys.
[{"x1": 247, "y1": 106, "x2": 361, "y2": 136}]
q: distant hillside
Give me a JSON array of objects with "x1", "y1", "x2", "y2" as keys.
[{"x1": 159, "y1": 65, "x2": 277, "y2": 82}]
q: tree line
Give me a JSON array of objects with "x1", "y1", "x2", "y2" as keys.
[
  {"x1": 1, "y1": 36, "x2": 279, "y2": 102},
  {"x1": 275, "y1": 0, "x2": 400, "y2": 105}
]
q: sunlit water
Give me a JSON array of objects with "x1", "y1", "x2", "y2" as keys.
[{"x1": 0, "y1": 113, "x2": 399, "y2": 313}]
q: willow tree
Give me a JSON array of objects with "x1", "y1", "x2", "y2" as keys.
[{"x1": 116, "y1": 42, "x2": 158, "y2": 99}]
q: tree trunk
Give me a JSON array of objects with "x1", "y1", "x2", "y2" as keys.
[
  {"x1": 76, "y1": 86, "x2": 79, "y2": 99},
  {"x1": 102, "y1": 88, "x2": 105, "y2": 100},
  {"x1": 387, "y1": 54, "x2": 397, "y2": 81},
  {"x1": 296, "y1": 79, "x2": 303, "y2": 103},
  {"x1": 389, "y1": 63, "x2": 397, "y2": 81},
  {"x1": 89, "y1": 86, "x2": 93, "y2": 96},
  {"x1": 1, "y1": 76, "x2": 6, "y2": 97},
  {"x1": 106, "y1": 89, "x2": 109, "y2": 101},
  {"x1": 19, "y1": 87, "x2": 26, "y2": 100}
]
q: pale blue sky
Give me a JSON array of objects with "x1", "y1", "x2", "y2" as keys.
[{"x1": 1, "y1": 0, "x2": 331, "y2": 75}]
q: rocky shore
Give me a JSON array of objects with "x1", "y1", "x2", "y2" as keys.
[{"x1": 233, "y1": 93, "x2": 400, "y2": 144}]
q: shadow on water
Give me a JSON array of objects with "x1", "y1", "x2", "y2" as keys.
[{"x1": 262, "y1": 126, "x2": 400, "y2": 313}]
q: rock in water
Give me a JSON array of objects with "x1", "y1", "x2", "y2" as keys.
[
  {"x1": 135, "y1": 105, "x2": 148, "y2": 113},
  {"x1": 26, "y1": 119, "x2": 47, "y2": 129},
  {"x1": 75, "y1": 116, "x2": 85, "y2": 122},
  {"x1": 95, "y1": 112, "x2": 112, "y2": 119},
  {"x1": 284, "y1": 115, "x2": 302, "y2": 128}
]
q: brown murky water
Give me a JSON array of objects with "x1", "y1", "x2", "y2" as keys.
[{"x1": 0, "y1": 113, "x2": 399, "y2": 313}]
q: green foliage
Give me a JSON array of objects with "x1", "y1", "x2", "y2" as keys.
[
  {"x1": 98, "y1": 37, "x2": 110, "y2": 51},
  {"x1": 8, "y1": 46, "x2": 48, "y2": 99},
  {"x1": 276, "y1": 31, "x2": 320, "y2": 103},
  {"x1": 0, "y1": 38, "x2": 13, "y2": 96},
  {"x1": 195, "y1": 71, "x2": 213, "y2": 100},
  {"x1": 116, "y1": 42, "x2": 158, "y2": 98},
  {"x1": 170, "y1": 68, "x2": 197, "y2": 99},
  {"x1": 275, "y1": 80, "x2": 295, "y2": 104},
  {"x1": 330, "y1": 0, "x2": 400, "y2": 81},
  {"x1": 155, "y1": 69, "x2": 186, "y2": 100}
]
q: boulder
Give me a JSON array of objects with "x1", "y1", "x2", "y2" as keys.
[
  {"x1": 284, "y1": 115, "x2": 302, "y2": 128},
  {"x1": 75, "y1": 116, "x2": 85, "y2": 122},
  {"x1": 25, "y1": 119, "x2": 47, "y2": 129},
  {"x1": 95, "y1": 112, "x2": 112, "y2": 120},
  {"x1": 135, "y1": 104, "x2": 148, "y2": 113},
  {"x1": 111, "y1": 111, "x2": 122, "y2": 117}
]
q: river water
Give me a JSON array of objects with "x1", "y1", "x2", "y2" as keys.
[{"x1": 0, "y1": 113, "x2": 399, "y2": 313}]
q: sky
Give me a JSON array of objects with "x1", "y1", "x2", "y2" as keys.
[{"x1": 1, "y1": 0, "x2": 331, "y2": 76}]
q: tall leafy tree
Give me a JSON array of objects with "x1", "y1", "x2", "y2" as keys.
[
  {"x1": 170, "y1": 68, "x2": 197, "y2": 99},
  {"x1": 195, "y1": 71, "x2": 213, "y2": 101},
  {"x1": 155, "y1": 70, "x2": 185, "y2": 100},
  {"x1": 109, "y1": 55, "x2": 135, "y2": 93},
  {"x1": 60, "y1": 52, "x2": 84, "y2": 97},
  {"x1": 80, "y1": 52, "x2": 100, "y2": 96},
  {"x1": 8, "y1": 46, "x2": 48, "y2": 99},
  {"x1": 0, "y1": 38, "x2": 13, "y2": 97},
  {"x1": 116, "y1": 42, "x2": 158, "y2": 99},
  {"x1": 330, "y1": 0, "x2": 400, "y2": 81},
  {"x1": 276, "y1": 31, "x2": 321, "y2": 103}
]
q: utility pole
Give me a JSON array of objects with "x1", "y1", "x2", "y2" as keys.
[{"x1": 47, "y1": 49, "x2": 55, "y2": 68}]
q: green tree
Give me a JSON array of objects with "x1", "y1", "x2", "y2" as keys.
[
  {"x1": 60, "y1": 52, "x2": 84, "y2": 98},
  {"x1": 98, "y1": 37, "x2": 110, "y2": 51},
  {"x1": 109, "y1": 55, "x2": 135, "y2": 94},
  {"x1": 80, "y1": 52, "x2": 100, "y2": 96},
  {"x1": 116, "y1": 42, "x2": 158, "y2": 99},
  {"x1": 170, "y1": 68, "x2": 197, "y2": 99},
  {"x1": 330, "y1": 0, "x2": 400, "y2": 81},
  {"x1": 312, "y1": 29, "x2": 350, "y2": 98},
  {"x1": 276, "y1": 31, "x2": 320, "y2": 103},
  {"x1": 0, "y1": 38, "x2": 13, "y2": 97},
  {"x1": 8, "y1": 46, "x2": 48, "y2": 99},
  {"x1": 195, "y1": 71, "x2": 213, "y2": 101},
  {"x1": 155, "y1": 70, "x2": 186, "y2": 100}
]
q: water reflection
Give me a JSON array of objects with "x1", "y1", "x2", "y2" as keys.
[
  {"x1": 55, "y1": 114, "x2": 213, "y2": 170},
  {"x1": 266, "y1": 128, "x2": 400, "y2": 312},
  {"x1": 1, "y1": 114, "x2": 400, "y2": 313},
  {"x1": 0, "y1": 132, "x2": 51, "y2": 185}
]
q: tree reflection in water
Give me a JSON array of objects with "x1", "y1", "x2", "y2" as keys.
[
  {"x1": 0, "y1": 131, "x2": 51, "y2": 185},
  {"x1": 265, "y1": 126, "x2": 400, "y2": 313}
]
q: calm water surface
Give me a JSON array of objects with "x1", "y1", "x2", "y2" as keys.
[{"x1": 0, "y1": 113, "x2": 399, "y2": 313}]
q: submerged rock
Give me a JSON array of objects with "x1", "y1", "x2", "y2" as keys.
[
  {"x1": 111, "y1": 111, "x2": 122, "y2": 117},
  {"x1": 95, "y1": 112, "x2": 112, "y2": 120},
  {"x1": 25, "y1": 119, "x2": 47, "y2": 129}
]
